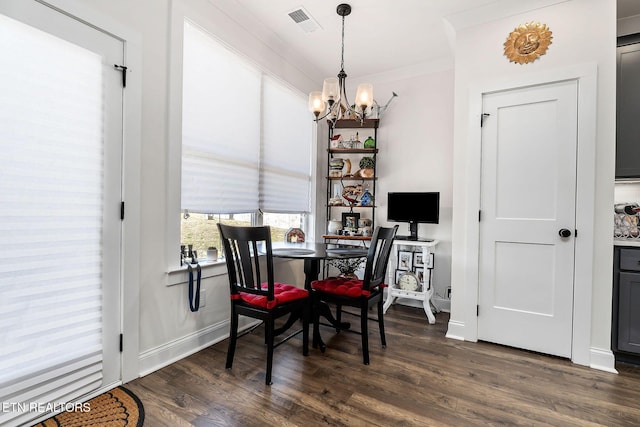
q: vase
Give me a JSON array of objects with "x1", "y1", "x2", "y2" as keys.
[
  {"x1": 360, "y1": 189, "x2": 373, "y2": 206},
  {"x1": 328, "y1": 219, "x2": 343, "y2": 234},
  {"x1": 206, "y1": 247, "x2": 218, "y2": 260}
]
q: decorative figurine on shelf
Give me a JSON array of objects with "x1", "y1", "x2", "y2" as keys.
[
  {"x1": 360, "y1": 188, "x2": 373, "y2": 207},
  {"x1": 328, "y1": 219, "x2": 343, "y2": 235},
  {"x1": 342, "y1": 183, "x2": 363, "y2": 206},
  {"x1": 329, "y1": 183, "x2": 344, "y2": 206},
  {"x1": 330, "y1": 134, "x2": 343, "y2": 149},
  {"x1": 342, "y1": 158, "x2": 352, "y2": 177},
  {"x1": 329, "y1": 158, "x2": 345, "y2": 177},
  {"x1": 354, "y1": 156, "x2": 375, "y2": 178}
]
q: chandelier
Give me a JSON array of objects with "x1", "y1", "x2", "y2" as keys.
[{"x1": 308, "y1": 4, "x2": 376, "y2": 122}]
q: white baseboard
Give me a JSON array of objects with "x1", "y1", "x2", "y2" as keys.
[
  {"x1": 138, "y1": 318, "x2": 259, "y2": 377},
  {"x1": 446, "y1": 319, "x2": 465, "y2": 341},
  {"x1": 589, "y1": 347, "x2": 618, "y2": 373},
  {"x1": 431, "y1": 297, "x2": 451, "y2": 312}
]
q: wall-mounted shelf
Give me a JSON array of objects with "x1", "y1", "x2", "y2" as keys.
[
  {"x1": 324, "y1": 119, "x2": 379, "y2": 240},
  {"x1": 328, "y1": 148, "x2": 378, "y2": 154},
  {"x1": 322, "y1": 235, "x2": 372, "y2": 241},
  {"x1": 329, "y1": 118, "x2": 379, "y2": 129}
]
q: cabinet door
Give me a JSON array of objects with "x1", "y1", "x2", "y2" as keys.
[
  {"x1": 618, "y1": 272, "x2": 640, "y2": 353},
  {"x1": 617, "y1": 43, "x2": 640, "y2": 178}
]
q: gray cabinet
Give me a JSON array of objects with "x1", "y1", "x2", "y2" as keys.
[
  {"x1": 613, "y1": 247, "x2": 640, "y2": 359},
  {"x1": 617, "y1": 37, "x2": 640, "y2": 178}
]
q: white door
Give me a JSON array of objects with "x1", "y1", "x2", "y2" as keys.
[
  {"x1": 478, "y1": 80, "x2": 578, "y2": 358},
  {"x1": 0, "y1": 1, "x2": 123, "y2": 425}
]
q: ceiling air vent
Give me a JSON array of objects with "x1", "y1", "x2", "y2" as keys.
[{"x1": 288, "y1": 6, "x2": 321, "y2": 33}]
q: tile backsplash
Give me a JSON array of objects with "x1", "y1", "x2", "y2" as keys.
[{"x1": 615, "y1": 181, "x2": 640, "y2": 204}]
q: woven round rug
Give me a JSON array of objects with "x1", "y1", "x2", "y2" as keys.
[{"x1": 34, "y1": 386, "x2": 144, "y2": 427}]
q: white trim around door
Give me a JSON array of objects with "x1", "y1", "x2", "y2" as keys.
[{"x1": 450, "y1": 63, "x2": 615, "y2": 372}]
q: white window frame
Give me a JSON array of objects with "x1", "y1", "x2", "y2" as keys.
[{"x1": 167, "y1": 3, "x2": 317, "y2": 273}]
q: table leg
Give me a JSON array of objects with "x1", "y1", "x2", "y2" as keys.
[
  {"x1": 422, "y1": 287, "x2": 436, "y2": 324},
  {"x1": 383, "y1": 294, "x2": 396, "y2": 314},
  {"x1": 304, "y1": 259, "x2": 350, "y2": 352}
]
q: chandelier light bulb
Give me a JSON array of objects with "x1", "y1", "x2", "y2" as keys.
[
  {"x1": 355, "y1": 83, "x2": 373, "y2": 107},
  {"x1": 322, "y1": 77, "x2": 339, "y2": 104},
  {"x1": 308, "y1": 91, "x2": 325, "y2": 117}
]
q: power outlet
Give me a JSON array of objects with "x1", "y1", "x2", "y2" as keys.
[{"x1": 200, "y1": 289, "x2": 206, "y2": 308}]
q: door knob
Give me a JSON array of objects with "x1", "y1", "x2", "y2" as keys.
[{"x1": 558, "y1": 228, "x2": 572, "y2": 238}]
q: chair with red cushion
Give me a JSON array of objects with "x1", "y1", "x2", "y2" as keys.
[
  {"x1": 311, "y1": 225, "x2": 398, "y2": 364},
  {"x1": 218, "y1": 224, "x2": 309, "y2": 385}
]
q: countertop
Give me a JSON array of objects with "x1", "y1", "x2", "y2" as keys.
[{"x1": 614, "y1": 239, "x2": 640, "y2": 248}]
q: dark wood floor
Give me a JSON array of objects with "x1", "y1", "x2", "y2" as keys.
[{"x1": 126, "y1": 305, "x2": 640, "y2": 426}]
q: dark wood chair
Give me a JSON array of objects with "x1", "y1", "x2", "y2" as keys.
[
  {"x1": 217, "y1": 224, "x2": 310, "y2": 385},
  {"x1": 311, "y1": 225, "x2": 398, "y2": 364}
]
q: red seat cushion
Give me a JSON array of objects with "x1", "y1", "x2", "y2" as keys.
[
  {"x1": 233, "y1": 283, "x2": 308, "y2": 309},
  {"x1": 311, "y1": 277, "x2": 383, "y2": 297}
]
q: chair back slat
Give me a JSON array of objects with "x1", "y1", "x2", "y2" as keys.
[
  {"x1": 362, "y1": 225, "x2": 398, "y2": 290},
  {"x1": 218, "y1": 224, "x2": 275, "y2": 300}
]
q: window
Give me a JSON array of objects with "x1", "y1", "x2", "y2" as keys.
[
  {"x1": 180, "y1": 213, "x2": 252, "y2": 260},
  {"x1": 180, "y1": 21, "x2": 312, "y2": 257}
]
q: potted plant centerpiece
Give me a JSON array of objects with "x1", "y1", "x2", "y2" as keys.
[{"x1": 330, "y1": 257, "x2": 365, "y2": 280}]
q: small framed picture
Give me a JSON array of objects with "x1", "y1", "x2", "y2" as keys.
[
  {"x1": 341, "y1": 212, "x2": 360, "y2": 230},
  {"x1": 395, "y1": 269, "x2": 403, "y2": 285},
  {"x1": 397, "y1": 250, "x2": 413, "y2": 271},
  {"x1": 414, "y1": 267, "x2": 425, "y2": 283},
  {"x1": 424, "y1": 253, "x2": 434, "y2": 269},
  {"x1": 413, "y1": 252, "x2": 424, "y2": 267}
]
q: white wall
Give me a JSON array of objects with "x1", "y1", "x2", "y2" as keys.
[
  {"x1": 449, "y1": 0, "x2": 616, "y2": 369},
  {"x1": 362, "y1": 71, "x2": 455, "y2": 304}
]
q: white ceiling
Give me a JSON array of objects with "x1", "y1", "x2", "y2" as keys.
[{"x1": 222, "y1": 0, "x2": 634, "y2": 83}]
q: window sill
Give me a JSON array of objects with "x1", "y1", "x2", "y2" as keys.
[
  {"x1": 166, "y1": 260, "x2": 227, "y2": 286},
  {"x1": 165, "y1": 256, "x2": 298, "y2": 287}
]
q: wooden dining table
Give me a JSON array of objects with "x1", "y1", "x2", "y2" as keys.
[{"x1": 270, "y1": 242, "x2": 369, "y2": 350}]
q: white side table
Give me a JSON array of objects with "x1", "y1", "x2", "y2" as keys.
[{"x1": 383, "y1": 239, "x2": 439, "y2": 324}]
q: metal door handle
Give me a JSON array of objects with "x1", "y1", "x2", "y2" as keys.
[{"x1": 558, "y1": 228, "x2": 572, "y2": 238}]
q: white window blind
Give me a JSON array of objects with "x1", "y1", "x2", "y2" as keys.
[
  {"x1": 0, "y1": 13, "x2": 103, "y2": 426},
  {"x1": 181, "y1": 21, "x2": 261, "y2": 214},
  {"x1": 261, "y1": 77, "x2": 312, "y2": 213},
  {"x1": 181, "y1": 20, "x2": 312, "y2": 216}
]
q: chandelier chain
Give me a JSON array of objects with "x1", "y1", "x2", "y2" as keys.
[{"x1": 340, "y1": 14, "x2": 345, "y2": 71}]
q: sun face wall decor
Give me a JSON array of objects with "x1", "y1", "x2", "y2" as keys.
[{"x1": 504, "y1": 22, "x2": 553, "y2": 64}]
